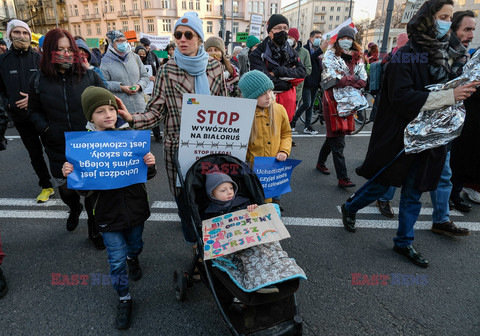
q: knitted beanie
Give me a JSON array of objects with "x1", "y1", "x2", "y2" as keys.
[
  {"x1": 288, "y1": 28, "x2": 300, "y2": 41},
  {"x1": 174, "y1": 12, "x2": 205, "y2": 41},
  {"x1": 106, "y1": 30, "x2": 125, "y2": 44},
  {"x1": 246, "y1": 35, "x2": 260, "y2": 49},
  {"x1": 204, "y1": 36, "x2": 225, "y2": 57},
  {"x1": 337, "y1": 26, "x2": 356, "y2": 41},
  {"x1": 81, "y1": 86, "x2": 118, "y2": 122},
  {"x1": 205, "y1": 172, "x2": 238, "y2": 200},
  {"x1": 238, "y1": 70, "x2": 274, "y2": 99},
  {"x1": 267, "y1": 14, "x2": 289, "y2": 33},
  {"x1": 6, "y1": 19, "x2": 31, "y2": 40}
]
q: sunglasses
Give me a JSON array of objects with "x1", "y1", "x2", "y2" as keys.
[{"x1": 173, "y1": 31, "x2": 197, "y2": 40}]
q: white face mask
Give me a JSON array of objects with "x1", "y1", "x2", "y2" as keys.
[
  {"x1": 287, "y1": 38, "x2": 295, "y2": 47},
  {"x1": 338, "y1": 39, "x2": 353, "y2": 51}
]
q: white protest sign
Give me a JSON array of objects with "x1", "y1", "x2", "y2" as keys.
[
  {"x1": 250, "y1": 14, "x2": 263, "y2": 38},
  {"x1": 143, "y1": 64, "x2": 154, "y2": 95},
  {"x1": 202, "y1": 203, "x2": 291, "y2": 260},
  {"x1": 139, "y1": 33, "x2": 170, "y2": 50},
  {"x1": 177, "y1": 94, "x2": 256, "y2": 183},
  {"x1": 402, "y1": 0, "x2": 426, "y2": 23},
  {"x1": 249, "y1": 24, "x2": 262, "y2": 38}
]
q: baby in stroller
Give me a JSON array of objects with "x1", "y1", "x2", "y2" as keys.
[{"x1": 200, "y1": 169, "x2": 307, "y2": 294}]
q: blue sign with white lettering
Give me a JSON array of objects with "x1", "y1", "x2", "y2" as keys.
[
  {"x1": 65, "y1": 130, "x2": 151, "y2": 190},
  {"x1": 253, "y1": 157, "x2": 301, "y2": 199}
]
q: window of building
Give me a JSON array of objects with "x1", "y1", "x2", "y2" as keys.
[
  {"x1": 109, "y1": 0, "x2": 114, "y2": 12},
  {"x1": 162, "y1": 0, "x2": 170, "y2": 9},
  {"x1": 458, "y1": 0, "x2": 466, "y2": 4},
  {"x1": 259, "y1": 2, "x2": 264, "y2": 15},
  {"x1": 162, "y1": 19, "x2": 171, "y2": 32},
  {"x1": 329, "y1": 15, "x2": 333, "y2": 20},
  {"x1": 189, "y1": 1, "x2": 193, "y2": 10},
  {"x1": 122, "y1": 20, "x2": 128, "y2": 31},
  {"x1": 74, "y1": 4, "x2": 78, "y2": 16},
  {"x1": 330, "y1": 6, "x2": 334, "y2": 11},
  {"x1": 96, "y1": 23, "x2": 101, "y2": 35},
  {"x1": 207, "y1": 21, "x2": 213, "y2": 33},
  {"x1": 182, "y1": 1, "x2": 186, "y2": 9},
  {"x1": 94, "y1": 3, "x2": 99, "y2": 14},
  {"x1": 233, "y1": 1, "x2": 238, "y2": 15},
  {"x1": 329, "y1": 24, "x2": 332, "y2": 29},
  {"x1": 112, "y1": 22, "x2": 116, "y2": 30},
  {"x1": 69, "y1": 4, "x2": 72, "y2": 16},
  {"x1": 321, "y1": 15, "x2": 324, "y2": 20},
  {"x1": 248, "y1": 1, "x2": 252, "y2": 13},
  {"x1": 253, "y1": 1, "x2": 258, "y2": 13},
  {"x1": 147, "y1": 18, "x2": 155, "y2": 32},
  {"x1": 233, "y1": 22, "x2": 239, "y2": 34},
  {"x1": 87, "y1": 23, "x2": 92, "y2": 36},
  {"x1": 84, "y1": 5, "x2": 89, "y2": 15},
  {"x1": 206, "y1": 0, "x2": 212, "y2": 11},
  {"x1": 337, "y1": 7, "x2": 341, "y2": 11},
  {"x1": 107, "y1": 22, "x2": 111, "y2": 31},
  {"x1": 321, "y1": 6, "x2": 325, "y2": 11},
  {"x1": 134, "y1": 20, "x2": 140, "y2": 32},
  {"x1": 270, "y1": 3, "x2": 277, "y2": 15},
  {"x1": 345, "y1": 16, "x2": 348, "y2": 20},
  {"x1": 78, "y1": 25, "x2": 82, "y2": 36},
  {"x1": 121, "y1": 0, "x2": 126, "y2": 11},
  {"x1": 345, "y1": 7, "x2": 349, "y2": 11},
  {"x1": 195, "y1": 0, "x2": 200, "y2": 10},
  {"x1": 145, "y1": 0, "x2": 151, "y2": 9},
  {"x1": 336, "y1": 16, "x2": 339, "y2": 21},
  {"x1": 315, "y1": 6, "x2": 318, "y2": 12},
  {"x1": 133, "y1": 0, "x2": 138, "y2": 10}
]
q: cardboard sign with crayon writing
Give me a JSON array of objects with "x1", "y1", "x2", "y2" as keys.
[{"x1": 202, "y1": 203, "x2": 290, "y2": 260}]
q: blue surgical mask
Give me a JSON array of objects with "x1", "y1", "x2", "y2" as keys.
[
  {"x1": 435, "y1": 19, "x2": 452, "y2": 39},
  {"x1": 338, "y1": 39, "x2": 353, "y2": 51},
  {"x1": 116, "y1": 42, "x2": 129, "y2": 53},
  {"x1": 313, "y1": 38, "x2": 321, "y2": 47}
]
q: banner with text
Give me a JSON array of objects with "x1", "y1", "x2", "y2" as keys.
[
  {"x1": 253, "y1": 157, "x2": 301, "y2": 198},
  {"x1": 65, "y1": 130, "x2": 151, "y2": 190},
  {"x1": 139, "y1": 33, "x2": 171, "y2": 50},
  {"x1": 202, "y1": 203, "x2": 290, "y2": 260},
  {"x1": 177, "y1": 94, "x2": 256, "y2": 183}
]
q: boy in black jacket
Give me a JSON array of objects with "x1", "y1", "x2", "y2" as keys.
[{"x1": 62, "y1": 86, "x2": 156, "y2": 330}]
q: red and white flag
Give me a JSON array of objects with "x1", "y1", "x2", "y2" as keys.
[{"x1": 325, "y1": 18, "x2": 358, "y2": 43}]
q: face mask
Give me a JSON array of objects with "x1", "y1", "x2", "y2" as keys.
[
  {"x1": 435, "y1": 19, "x2": 452, "y2": 39},
  {"x1": 272, "y1": 31, "x2": 288, "y2": 46},
  {"x1": 287, "y1": 38, "x2": 295, "y2": 47},
  {"x1": 11, "y1": 37, "x2": 30, "y2": 50},
  {"x1": 339, "y1": 39, "x2": 353, "y2": 51},
  {"x1": 313, "y1": 38, "x2": 321, "y2": 47},
  {"x1": 116, "y1": 42, "x2": 129, "y2": 53},
  {"x1": 58, "y1": 62, "x2": 73, "y2": 70}
]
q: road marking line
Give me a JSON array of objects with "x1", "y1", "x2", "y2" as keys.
[
  {"x1": 151, "y1": 201, "x2": 178, "y2": 209},
  {"x1": 1, "y1": 210, "x2": 478, "y2": 231},
  {"x1": 0, "y1": 198, "x2": 66, "y2": 207},
  {"x1": 336, "y1": 206, "x2": 464, "y2": 217}
]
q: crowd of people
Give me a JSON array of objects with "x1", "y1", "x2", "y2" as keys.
[{"x1": 1, "y1": 0, "x2": 480, "y2": 330}]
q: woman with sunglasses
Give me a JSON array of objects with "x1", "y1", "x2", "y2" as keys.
[{"x1": 118, "y1": 12, "x2": 226, "y2": 244}]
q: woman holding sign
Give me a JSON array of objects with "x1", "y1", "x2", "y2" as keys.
[
  {"x1": 117, "y1": 12, "x2": 226, "y2": 244},
  {"x1": 28, "y1": 28, "x2": 107, "y2": 249}
]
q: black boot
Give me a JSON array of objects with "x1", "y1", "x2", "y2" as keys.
[
  {"x1": 88, "y1": 219, "x2": 106, "y2": 250},
  {"x1": 0, "y1": 266, "x2": 8, "y2": 299},
  {"x1": 115, "y1": 299, "x2": 132, "y2": 329},
  {"x1": 66, "y1": 203, "x2": 83, "y2": 231},
  {"x1": 127, "y1": 257, "x2": 142, "y2": 281}
]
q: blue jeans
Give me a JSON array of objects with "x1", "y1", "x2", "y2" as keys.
[
  {"x1": 429, "y1": 151, "x2": 451, "y2": 224},
  {"x1": 292, "y1": 86, "x2": 316, "y2": 127},
  {"x1": 379, "y1": 186, "x2": 396, "y2": 202},
  {"x1": 345, "y1": 165, "x2": 422, "y2": 247},
  {"x1": 102, "y1": 224, "x2": 144, "y2": 297}
]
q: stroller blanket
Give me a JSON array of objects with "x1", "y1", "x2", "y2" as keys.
[{"x1": 212, "y1": 241, "x2": 307, "y2": 292}]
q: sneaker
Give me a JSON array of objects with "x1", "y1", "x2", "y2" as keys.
[
  {"x1": 256, "y1": 285, "x2": 279, "y2": 294},
  {"x1": 463, "y1": 188, "x2": 480, "y2": 204},
  {"x1": 290, "y1": 120, "x2": 296, "y2": 132},
  {"x1": 0, "y1": 267, "x2": 8, "y2": 299},
  {"x1": 66, "y1": 203, "x2": 83, "y2": 231},
  {"x1": 316, "y1": 164, "x2": 331, "y2": 175},
  {"x1": 304, "y1": 126, "x2": 318, "y2": 135},
  {"x1": 338, "y1": 178, "x2": 356, "y2": 188},
  {"x1": 115, "y1": 299, "x2": 132, "y2": 330},
  {"x1": 127, "y1": 257, "x2": 142, "y2": 281},
  {"x1": 37, "y1": 188, "x2": 54, "y2": 203}
]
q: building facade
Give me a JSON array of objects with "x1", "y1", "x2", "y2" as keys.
[
  {"x1": 14, "y1": 0, "x2": 68, "y2": 35},
  {"x1": 281, "y1": 0, "x2": 354, "y2": 44}
]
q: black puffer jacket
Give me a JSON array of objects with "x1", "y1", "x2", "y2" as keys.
[
  {"x1": 303, "y1": 44, "x2": 323, "y2": 89},
  {"x1": 0, "y1": 47, "x2": 40, "y2": 122},
  {"x1": 28, "y1": 69, "x2": 106, "y2": 178},
  {"x1": 92, "y1": 164, "x2": 157, "y2": 232}
]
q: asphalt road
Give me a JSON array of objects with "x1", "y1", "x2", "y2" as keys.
[{"x1": 0, "y1": 122, "x2": 479, "y2": 336}]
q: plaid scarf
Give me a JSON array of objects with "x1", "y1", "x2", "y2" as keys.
[{"x1": 448, "y1": 33, "x2": 468, "y2": 78}]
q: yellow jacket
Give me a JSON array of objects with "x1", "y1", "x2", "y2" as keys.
[{"x1": 246, "y1": 102, "x2": 292, "y2": 164}]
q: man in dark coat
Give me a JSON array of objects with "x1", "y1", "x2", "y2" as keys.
[
  {"x1": 339, "y1": 1, "x2": 479, "y2": 268},
  {"x1": 249, "y1": 14, "x2": 306, "y2": 121},
  {"x1": 0, "y1": 19, "x2": 54, "y2": 202}
]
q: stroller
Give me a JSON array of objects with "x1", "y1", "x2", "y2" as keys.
[{"x1": 174, "y1": 154, "x2": 303, "y2": 336}]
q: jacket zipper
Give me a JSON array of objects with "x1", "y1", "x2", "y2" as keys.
[{"x1": 62, "y1": 77, "x2": 72, "y2": 130}]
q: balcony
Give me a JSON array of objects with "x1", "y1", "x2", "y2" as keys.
[
  {"x1": 92, "y1": 13, "x2": 101, "y2": 21},
  {"x1": 82, "y1": 14, "x2": 93, "y2": 21},
  {"x1": 118, "y1": 10, "x2": 128, "y2": 17},
  {"x1": 129, "y1": 9, "x2": 140, "y2": 17}
]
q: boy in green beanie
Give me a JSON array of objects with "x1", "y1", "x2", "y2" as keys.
[{"x1": 62, "y1": 86, "x2": 157, "y2": 330}]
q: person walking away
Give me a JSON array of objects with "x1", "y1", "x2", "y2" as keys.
[
  {"x1": 316, "y1": 26, "x2": 366, "y2": 188},
  {"x1": 0, "y1": 19, "x2": 54, "y2": 202},
  {"x1": 117, "y1": 12, "x2": 226, "y2": 246},
  {"x1": 63, "y1": 86, "x2": 157, "y2": 329}
]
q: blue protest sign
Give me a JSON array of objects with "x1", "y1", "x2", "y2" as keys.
[
  {"x1": 65, "y1": 130, "x2": 151, "y2": 190},
  {"x1": 253, "y1": 157, "x2": 302, "y2": 198}
]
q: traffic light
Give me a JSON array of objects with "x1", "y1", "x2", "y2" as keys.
[
  {"x1": 225, "y1": 30, "x2": 231, "y2": 46},
  {"x1": 218, "y1": 30, "x2": 223, "y2": 39}
]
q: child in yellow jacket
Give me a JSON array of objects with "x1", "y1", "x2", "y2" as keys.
[{"x1": 238, "y1": 70, "x2": 292, "y2": 207}]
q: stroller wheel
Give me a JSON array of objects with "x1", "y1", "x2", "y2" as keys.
[{"x1": 173, "y1": 269, "x2": 187, "y2": 301}]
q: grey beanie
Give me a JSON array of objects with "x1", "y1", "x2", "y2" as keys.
[
  {"x1": 205, "y1": 172, "x2": 238, "y2": 200},
  {"x1": 337, "y1": 26, "x2": 356, "y2": 41}
]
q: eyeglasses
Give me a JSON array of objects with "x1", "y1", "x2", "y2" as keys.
[{"x1": 173, "y1": 31, "x2": 197, "y2": 40}]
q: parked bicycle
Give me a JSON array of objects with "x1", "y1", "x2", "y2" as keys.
[
  {"x1": 350, "y1": 91, "x2": 375, "y2": 135},
  {"x1": 299, "y1": 89, "x2": 323, "y2": 126}
]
